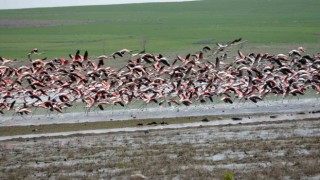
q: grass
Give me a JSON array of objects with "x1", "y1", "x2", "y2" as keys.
[
  {"x1": 0, "y1": 0, "x2": 319, "y2": 59},
  {"x1": 223, "y1": 171, "x2": 234, "y2": 180}
]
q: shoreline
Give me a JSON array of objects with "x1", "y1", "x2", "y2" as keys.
[
  {"x1": 0, "y1": 98, "x2": 319, "y2": 140},
  {"x1": 1, "y1": 98, "x2": 319, "y2": 127}
]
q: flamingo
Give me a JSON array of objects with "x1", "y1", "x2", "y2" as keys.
[
  {"x1": 0, "y1": 44, "x2": 319, "y2": 119},
  {"x1": 0, "y1": 57, "x2": 16, "y2": 65},
  {"x1": 213, "y1": 38, "x2": 242, "y2": 54},
  {"x1": 112, "y1": 49, "x2": 132, "y2": 59},
  {"x1": 27, "y1": 48, "x2": 43, "y2": 61}
]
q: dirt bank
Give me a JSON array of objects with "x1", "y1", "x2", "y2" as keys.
[{"x1": 0, "y1": 118, "x2": 319, "y2": 179}]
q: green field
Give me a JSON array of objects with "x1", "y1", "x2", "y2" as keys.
[{"x1": 0, "y1": 0, "x2": 319, "y2": 59}]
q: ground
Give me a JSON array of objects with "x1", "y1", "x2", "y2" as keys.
[
  {"x1": 0, "y1": 0, "x2": 320, "y2": 179},
  {"x1": 0, "y1": 110, "x2": 320, "y2": 179}
]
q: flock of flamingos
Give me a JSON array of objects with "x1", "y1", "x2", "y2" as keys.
[{"x1": 0, "y1": 38, "x2": 319, "y2": 117}]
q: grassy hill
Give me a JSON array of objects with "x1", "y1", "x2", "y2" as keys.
[{"x1": 0, "y1": 0, "x2": 319, "y2": 59}]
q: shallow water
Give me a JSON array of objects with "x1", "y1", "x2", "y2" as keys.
[
  {"x1": 1, "y1": 98, "x2": 319, "y2": 127},
  {"x1": 1, "y1": 110, "x2": 320, "y2": 141}
]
